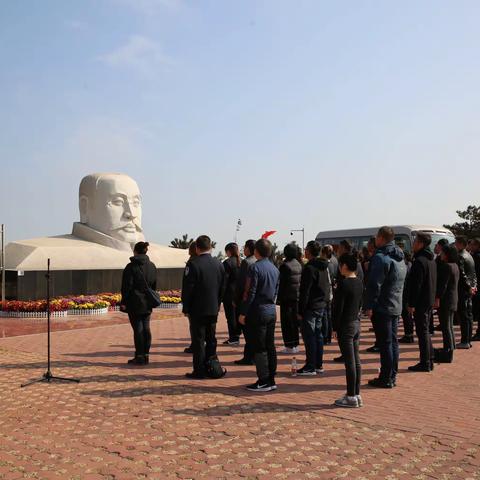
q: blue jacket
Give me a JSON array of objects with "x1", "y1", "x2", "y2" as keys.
[
  {"x1": 240, "y1": 258, "x2": 279, "y2": 316},
  {"x1": 365, "y1": 242, "x2": 407, "y2": 316}
]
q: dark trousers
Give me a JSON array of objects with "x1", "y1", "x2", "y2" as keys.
[
  {"x1": 338, "y1": 322, "x2": 361, "y2": 396},
  {"x1": 190, "y1": 316, "x2": 218, "y2": 375},
  {"x1": 413, "y1": 308, "x2": 434, "y2": 367},
  {"x1": 129, "y1": 313, "x2": 152, "y2": 358},
  {"x1": 458, "y1": 295, "x2": 473, "y2": 344},
  {"x1": 223, "y1": 296, "x2": 240, "y2": 342},
  {"x1": 473, "y1": 295, "x2": 480, "y2": 335},
  {"x1": 322, "y1": 302, "x2": 333, "y2": 343},
  {"x1": 280, "y1": 302, "x2": 299, "y2": 348},
  {"x1": 251, "y1": 310, "x2": 277, "y2": 384},
  {"x1": 401, "y1": 306, "x2": 414, "y2": 336},
  {"x1": 301, "y1": 309, "x2": 325, "y2": 370},
  {"x1": 438, "y1": 307, "x2": 455, "y2": 351},
  {"x1": 372, "y1": 313, "x2": 399, "y2": 383},
  {"x1": 240, "y1": 320, "x2": 255, "y2": 362}
]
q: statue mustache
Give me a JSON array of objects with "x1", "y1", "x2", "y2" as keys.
[{"x1": 110, "y1": 221, "x2": 143, "y2": 232}]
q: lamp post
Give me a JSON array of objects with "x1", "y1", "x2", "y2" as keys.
[
  {"x1": 234, "y1": 219, "x2": 242, "y2": 243},
  {"x1": 290, "y1": 227, "x2": 305, "y2": 251}
]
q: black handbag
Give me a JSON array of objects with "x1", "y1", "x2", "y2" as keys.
[
  {"x1": 205, "y1": 356, "x2": 227, "y2": 379},
  {"x1": 434, "y1": 348, "x2": 453, "y2": 363},
  {"x1": 136, "y1": 265, "x2": 161, "y2": 309}
]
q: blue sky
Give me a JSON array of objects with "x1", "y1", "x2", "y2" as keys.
[{"x1": 1, "y1": 0, "x2": 479, "y2": 252}]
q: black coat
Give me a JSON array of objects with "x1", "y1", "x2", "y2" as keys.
[
  {"x1": 277, "y1": 258, "x2": 302, "y2": 305},
  {"x1": 121, "y1": 254, "x2": 157, "y2": 315},
  {"x1": 407, "y1": 248, "x2": 437, "y2": 310},
  {"x1": 436, "y1": 261, "x2": 459, "y2": 312},
  {"x1": 234, "y1": 255, "x2": 256, "y2": 307},
  {"x1": 298, "y1": 257, "x2": 331, "y2": 315},
  {"x1": 181, "y1": 253, "x2": 225, "y2": 320},
  {"x1": 223, "y1": 256, "x2": 240, "y2": 301}
]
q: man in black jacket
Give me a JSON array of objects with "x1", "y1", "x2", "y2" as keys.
[
  {"x1": 233, "y1": 239, "x2": 257, "y2": 365},
  {"x1": 297, "y1": 240, "x2": 331, "y2": 375},
  {"x1": 407, "y1": 233, "x2": 437, "y2": 372},
  {"x1": 456, "y1": 236, "x2": 478, "y2": 348},
  {"x1": 278, "y1": 243, "x2": 303, "y2": 353},
  {"x1": 470, "y1": 238, "x2": 480, "y2": 341},
  {"x1": 182, "y1": 235, "x2": 225, "y2": 378}
]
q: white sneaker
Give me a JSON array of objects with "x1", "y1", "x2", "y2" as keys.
[
  {"x1": 281, "y1": 347, "x2": 296, "y2": 354},
  {"x1": 315, "y1": 367, "x2": 325, "y2": 374},
  {"x1": 456, "y1": 342, "x2": 471, "y2": 349},
  {"x1": 292, "y1": 346, "x2": 300, "y2": 354},
  {"x1": 356, "y1": 395, "x2": 364, "y2": 407},
  {"x1": 334, "y1": 395, "x2": 359, "y2": 408}
]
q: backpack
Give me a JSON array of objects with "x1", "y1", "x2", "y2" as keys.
[{"x1": 205, "y1": 356, "x2": 227, "y2": 379}]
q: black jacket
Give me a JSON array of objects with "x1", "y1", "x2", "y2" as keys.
[
  {"x1": 298, "y1": 257, "x2": 331, "y2": 315},
  {"x1": 234, "y1": 255, "x2": 256, "y2": 307},
  {"x1": 181, "y1": 253, "x2": 225, "y2": 320},
  {"x1": 407, "y1": 248, "x2": 437, "y2": 310},
  {"x1": 458, "y1": 249, "x2": 477, "y2": 297},
  {"x1": 121, "y1": 254, "x2": 157, "y2": 315},
  {"x1": 277, "y1": 258, "x2": 302, "y2": 304},
  {"x1": 332, "y1": 277, "x2": 363, "y2": 333},
  {"x1": 223, "y1": 256, "x2": 240, "y2": 301},
  {"x1": 436, "y1": 261, "x2": 459, "y2": 312}
]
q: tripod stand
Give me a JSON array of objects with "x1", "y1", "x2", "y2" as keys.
[{"x1": 21, "y1": 258, "x2": 80, "y2": 387}]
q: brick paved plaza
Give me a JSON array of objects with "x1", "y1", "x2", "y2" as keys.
[{"x1": 1, "y1": 311, "x2": 479, "y2": 479}]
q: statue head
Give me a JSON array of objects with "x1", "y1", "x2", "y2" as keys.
[{"x1": 79, "y1": 173, "x2": 144, "y2": 244}]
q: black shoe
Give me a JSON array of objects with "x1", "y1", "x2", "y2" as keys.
[
  {"x1": 333, "y1": 355, "x2": 344, "y2": 363},
  {"x1": 366, "y1": 345, "x2": 381, "y2": 353},
  {"x1": 408, "y1": 363, "x2": 431, "y2": 372},
  {"x1": 368, "y1": 377, "x2": 394, "y2": 388},
  {"x1": 471, "y1": 333, "x2": 480, "y2": 342},
  {"x1": 128, "y1": 356, "x2": 146, "y2": 365},
  {"x1": 184, "y1": 346, "x2": 193, "y2": 354},
  {"x1": 399, "y1": 335, "x2": 415, "y2": 344},
  {"x1": 246, "y1": 381, "x2": 274, "y2": 392},
  {"x1": 185, "y1": 372, "x2": 206, "y2": 379},
  {"x1": 234, "y1": 358, "x2": 254, "y2": 365},
  {"x1": 222, "y1": 339, "x2": 240, "y2": 346},
  {"x1": 434, "y1": 324, "x2": 443, "y2": 332}
]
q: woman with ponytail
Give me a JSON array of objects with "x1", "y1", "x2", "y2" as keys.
[{"x1": 223, "y1": 242, "x2": 241, "y2": 345}]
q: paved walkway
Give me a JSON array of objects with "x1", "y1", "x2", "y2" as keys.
[{"x1": 0, "y1": 312, "x2": 479, "y2": 479}]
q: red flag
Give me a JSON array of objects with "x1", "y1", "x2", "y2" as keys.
[{"x1": 261, "y1": 230, "x2": 277, "y2": 239}]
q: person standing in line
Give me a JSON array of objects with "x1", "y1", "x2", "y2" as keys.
[
  {"x1": 277, "y1": 243, "x2": 303, "y2": 354},
  {"x1": 239, "y1": 239, "x2": 280, "y2": 392},
  {"x1": 470, "y1": 238, "x2": 480, "y2": 341},
  {"x1": 365, "y1": 227, "x2": 406, "y2": 388},
  {"x1": 321, "y1": 245, "x2": 336, "y2": 345},
  {"x1": 407, "y1": 233, "x2": 437, "y2": 372},
  {"x1": 455, "y1": 235, "x2": 478, "y2": 348},
  {"x1": 234, "y1": 239, "x2": 257, "y2": 365},
  {"x1": 222, "y1": 242, "x2": 241, "y2": 346},
  {"x1": 296, "y1": 241, "x2": 331, "y2": 376},
  {"x1": 120, "y1": 241, "x2": 157, "y2": 365},
  {"x1": 183, "y1": 241, "x2": 197, "y2": 354},
  {"x1": 399, "y1": 251, "x2": 415, "y2": 344},
  {"x1": 435, "y1": 244, "x2": 459, "y2": 353},
  {"x1": 182, "y1": 235, "x2": 225, "y2": 379},
  {"x1": 332, "y1": 253, "x2": 364, "y2": 408}
]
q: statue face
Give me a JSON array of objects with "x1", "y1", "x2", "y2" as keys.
[{"x1": 84, "y1": 175, "x2": 144, "y2": 244}]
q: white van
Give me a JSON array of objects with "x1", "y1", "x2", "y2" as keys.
[{"x1": 315, "y1": 225, "x2": 455, "y2": 253}]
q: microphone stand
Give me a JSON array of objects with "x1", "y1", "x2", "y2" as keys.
[{"x1": 21, "y1": 258, "x2": 80, "y2": 387}]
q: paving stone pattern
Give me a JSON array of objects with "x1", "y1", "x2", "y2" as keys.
[{"x1": 0, "y1": 312, "x2": 479, "y2": 479}]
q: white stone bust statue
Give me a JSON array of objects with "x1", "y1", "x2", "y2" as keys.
[
  {"x1": 6, "y1": 172, "x2": 189, "y2": 271},
  {"x1": 72, "y1": 173, "x2": 146, "y2": 251}
]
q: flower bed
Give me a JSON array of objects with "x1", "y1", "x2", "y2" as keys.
[{"x1": 0, "y1": 291, "x2": 183, "y2": 316}]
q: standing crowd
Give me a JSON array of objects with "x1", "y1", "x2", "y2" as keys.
[{"x1": 120, "y1": 229, "x2": 480, "y2": 408}]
